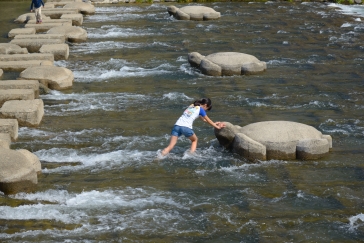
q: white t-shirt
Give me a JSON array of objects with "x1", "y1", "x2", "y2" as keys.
[{"x1": 175, "y1": 105, "x2": 206, "y2": 129}]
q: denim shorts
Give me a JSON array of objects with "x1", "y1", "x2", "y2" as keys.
[{"x1": 171, "y1": 125, "x2": 194, "y2": 137}]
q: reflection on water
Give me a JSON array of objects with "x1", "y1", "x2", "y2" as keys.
[{"x1": 1, "y1": 1, "x2": 364, "y2": 242}]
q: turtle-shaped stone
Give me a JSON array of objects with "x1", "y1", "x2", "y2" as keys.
[
  {"x1": 215, "y1": 121, "x2": 332, "y2": 162},
  {"x1": 167, "y1": 5, "x2": 221, "y2": 21},
  {"x1": 188, "y1": 52, "x2": 266, "y2": 76}
]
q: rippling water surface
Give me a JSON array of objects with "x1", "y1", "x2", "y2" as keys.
[{"x1": 1, "y1": 1, "x2": 364, "y2": 242}]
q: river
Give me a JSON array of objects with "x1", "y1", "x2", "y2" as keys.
[{"x1": 0, "y1": 1, "x2": 364, "y2": 242}]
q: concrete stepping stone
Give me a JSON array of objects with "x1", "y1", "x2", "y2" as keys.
[
  {"x1": 0, "y1": 89, "x2": 34, "y2": 106},
  {"x1": 0, "y1": 133, "x2": 11, "y2": 149},
  {"x1": 8, "y1": 28, "x2": 36, "y2": 38},
  {"x1": 25, "y1": 22, "x2": 72, "y2": 33},
  {"x1": 0, "y1": 80, "x2": 40, "y2": 98},
  {"x1": 10, "y1": 38, "x2": 64, "y2": 53},
  {"x1": 14, "y1": 13, "x2": 50, "y2": 24},
  {"x1": 215, "y1": 121, "x2": 332, "y2": 162},
  {"x1": 0, "y1": 99, "x2": 44, "y2": 127},
  {"x1": 14, "y1": 34, "x2": 66, "y2": 43},
  {"x1": 39, "y1": 44, "x2": 69, "y2": 60},
  {"x1": 0, "y1": 69, "x2": 2, "y2": 78},
  {"x1": 48, "y1": 26, "x2": 87, "y2": 42},
  {"x1": 168, "y1": 6, "x2": 221, "y2": 21},
  {"x1": 0, "y1": 43, "x2": 28, "y2": 55},
  {"x1": 17, "y1": 149, "x2": 42, "y2": 174},
  {"x1": 0, "y1": 148, "x2": 38, "y2": 195},
  {"x1": 0, "y1": 53, "x2": 54, "y2": 62},
  {"x1": 63, "y1": 2, "x2": 96, "y2": 15},
  {"x1": 20, "y1": 66, "x2": 74, "y2": 90},
  {"x1": 42, "y1": 8, "x2": 79, "y2": 19},
  {"x1": 61, "y1": 13, "x2": 83, "y2": 26},
  {"x1": 0, "y1": 60, "x2": 53, "y2": 72},
  {"x1": 0, "y1": 119, "x2": 18, "y2": 141},
  {"x1": 27, "y1": 18, "x2": 72, "y2": 25},
  {"x1": 44, "y1": 2, "x2": 55, "y2": 8},
  {"x1": 188, "y1": 52, "x2": 267, "y2": 76}
]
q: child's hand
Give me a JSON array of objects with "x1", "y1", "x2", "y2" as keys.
[{"x1": 215, "y1": 122, "x2": 226, "y2": 129}]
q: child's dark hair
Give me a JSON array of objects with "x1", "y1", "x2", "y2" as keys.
[{"x1": 193, "y1": 98, "x2": 212, "y2": 111}]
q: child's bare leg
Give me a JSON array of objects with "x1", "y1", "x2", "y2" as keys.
[
  {"x1": 162, "y1": 136, "x2": 178, "y2": 156},
  {"x1": 188, "y1": 134, "x2": 198, "y2": 153}
]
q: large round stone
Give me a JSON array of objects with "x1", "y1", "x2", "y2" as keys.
[
  {"x1": 168, "y1": 5, "x2": 220, "y2": 21},
  {"x1": 63, "y1": 2, "x2": 95, "y2": 15}
]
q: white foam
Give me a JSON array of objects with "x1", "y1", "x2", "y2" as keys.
[{"x1": 348, "y1": 213, "x2": 364, "y2": 231}]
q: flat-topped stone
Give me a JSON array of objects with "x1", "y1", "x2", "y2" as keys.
[
  {"x1": 42, "y1": 8, "x2": 79, "y2": 19},
  {"x1": 14, "y1": 13, "x2": 50, "y2": 24},
  {"x1": 20, "y1": 66, "x2": 73, "y2": 90},
  {"x1": 47, "y1": 26, "x2": 87, "y2": 42},
  {"x1": 8, "y1": 28, "x2": 36, "y2": 38},
  {"x1": 168, "y1": 5, "x2": 221, "y2": 21},
  {"x1": 0, "y1": 148, "x2": 38, "y2": 195},
  {"x1": 61, "y1": 13, "x2": 83, "y2": 26},
  {"x1": 39, "y1": 44, "x2": 69, "y2": 60},
  {"x1": 0, "y1": 89, "x2": 35, "y2": 106},
  {"x1": 0, "y1": 60, "x2": 53, "y2": 72},
  {"x1": 44, "y1": 2, "x2": 55, "y2": 8},
  {"x1": 215, "y1": 121, "x2": 332, "y2": 162},
  {"x1": 189, "y1": 52, "x2": 267, "y2": 76},
  {"x1": 0, "y1": 119, "x2": 18, "y2": 141},
  {"x1": 0, "y1": 80, "x2": 40, "y2": 98},
  {"x1": 0, "y1": 99, "x2": 44, "y2": 127},
  {"x1": 28, "y1": 18, "x2": 72, "y2": 25},
  {"x1": 0, "y1": 133, "x2": 11, "y2": 149},
  {"x1": 25, "y1": 22, "x2": 72, "y2": 33},
  {"x1": 0, "y1": 53, "x2": 54, "y2": 62},
  {"x1": 17, "y1": 149, "x2": 42, "y2": 174},
  {"x1": 10, "y1": 38, "x2": 64, "y2": 53},
  {"x1": 63, "y1": 2, "x2": 96, "y2": 15},
  {"x1": 0, "y1": 69, "x2": 2, "y2": 78},
  {"x1": 0, "y1": 43, "x2": 28, "y2": 55},
  {"x1": 15, "y1": 34, "x2": 66, "y2": 43}
]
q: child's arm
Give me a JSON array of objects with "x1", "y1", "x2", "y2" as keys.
[{"x1": 200, "y1": 115, "x2": 225, "y2": 129}]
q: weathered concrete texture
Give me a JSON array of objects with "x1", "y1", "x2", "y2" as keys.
[
  {"x1": 0, "y1": 69, "x2": 2, "y2": 78},
  {"x1": 10, "y1": 38, "x2": 64, "y2": 53},
  {"x1": 0, "y1": 43, "x2": 28, "y2": 55},
  {"x1": 25, "y1": 22, "x2": 72, "y2": 33},
  {"x1": 0, "y1": 89, "x2": 35, "y2": 107},
  {"x1": 0, "y1": 53, "x2": 54, "y2": 62},
  {"x1": 215, "y1": 121, "x2": 332, "y2": 162},
  {"x1": 0, "y1": 99, "x2": 44, "y2": 127},
  {"x1": 0, "y1": 133, "x2": 11, "y2": 149},
  {"x1": 42, "y1": 8, "x2": 79, "y2": 19},
  {"x1": 27, "y1": 18, "x2": 72, "y2": 25},
  {"x1": 0, "y1": 80, "x2": 40, "y2": 98},
  {"x1": 17, "y1": 149, "x2": 42, "y2": 174},
  {"x1": 14, "y1": 13, "x2": 50, "y2": 23},
  {"x1": 20, "y1": 66, "x2": 74, "y2": 90},
  {"x1": 14, "y1": 34, "x2": 66, "y2": 43},
  {"x1": 61, "y1": 13, "x2": 83, "y2": 26},
  {"x1": 39, "y1": 44, "x2": 69, "y2": 60},
  {"x1": 47, "y1": 26, "x2": 87, "y2": 42},
  {"x1": 0, "y1": 60, "x2": 53, "y2": 72},
  {"x1": 0, "y1": 119, "x2": 18, "y2": 141},
  {"x1": 168, "y1": 6, "x2": 221, "y2": 21},
  {"x1": 0, "y1": 148, "x2": 38, "y2": 195},
  {"x1": 8, "y1": 28, "x2": 36, "y2": 38},
  {"x1": 63, "y1": 2, "x2": 96, "y2": 15},
  {"x1": 189, "y1": 52, "x2": 267, "y2": 76}
]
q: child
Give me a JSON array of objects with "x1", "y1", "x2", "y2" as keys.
[
  {"x1": 161, "y1": 98, "x2": 225, "y2": 157},
  {"x1": 30, "y1": 0, "x2": 45, "y2": 24}
]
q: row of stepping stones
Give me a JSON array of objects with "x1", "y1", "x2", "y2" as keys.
[{"x1": 0, "y1": 0, "x2": 94, "y2": 195}]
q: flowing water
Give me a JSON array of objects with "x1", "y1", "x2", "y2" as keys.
[{"x1": 1, "y1": 1, "x2": 364, "y2": 242}]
